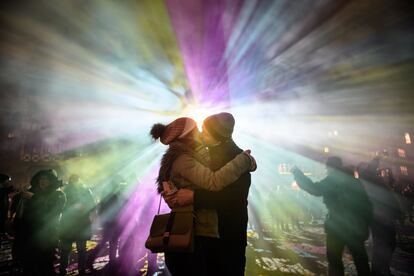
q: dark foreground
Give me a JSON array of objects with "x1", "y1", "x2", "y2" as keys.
[{"x1": 1, "y1": 221, "x2": 413, "y2": 276}]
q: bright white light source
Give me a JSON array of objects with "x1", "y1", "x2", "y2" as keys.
[
  {"x1": 400, "y1": 166, "x2": 408, "y2": 175},
  {"x1": 182, "y1": 105, "x2": 217, "y2": 130},
  {"x1": 405, "y1": 133, "x2": 411, "y2": 144},
  {"x1": 398, "y1": 148, "x2": 406, "y2": 158},
  {"x1": 278, "y1": 163, "x2": 290, "y2": 174},
  {"x1": 354, "y1": 171, "x2": 359, "y2": 179}
]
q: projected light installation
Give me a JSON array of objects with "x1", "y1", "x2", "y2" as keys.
[{"x1": 0, "y1": 0, "x2": 413, "y2": 275}]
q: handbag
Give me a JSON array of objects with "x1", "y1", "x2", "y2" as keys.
[{"x1": 145, "y1": 195, "x2": 195, "y2": 253}]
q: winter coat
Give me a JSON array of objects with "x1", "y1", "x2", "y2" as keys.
[
  {"x1": 156, "y1": 141, "x2": 251, "y2": 237},
  {"x1": 22, "y1": 186, "x2": 66, "y2": 250},
  {"x1": 0, "y1": 185, "x2": 13, "y2": 218},
  {"x1": 193, "y1": 140, "x2": 251, "y2": 245},
  {"x1": 360, "y1": 171, "x2": 401, "y2": 226},
  {"x1": 294, "y1": 170, "x2": 372, "y2": 241},
  {"x1": 98, "y1": 189, "x2": 124, "y2": 233}
]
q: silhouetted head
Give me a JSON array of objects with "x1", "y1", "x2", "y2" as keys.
[
  {"x1": 30, "y1": 169, "x2": 60, "y2": 193},
  {"x1": 202, "y1": 112, "x2": 235, "y2": 146},
  {"x1": 367, "y1": 157, "x2": 380, "y2": 172},
  {"x1": 150, "y1": 117, "x2": 200, "y2": 147},
  {"x1": 0, "y1": 173, "x2": 11, "y2": 184},
  {"x1": 325, "y1": 156, "x2": 343, "y2": 175}
]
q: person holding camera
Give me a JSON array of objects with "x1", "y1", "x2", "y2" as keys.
[{"x1": 21, "y1": 169, "x2": 66, "y2": 275}]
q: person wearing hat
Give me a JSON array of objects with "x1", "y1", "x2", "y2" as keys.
[
  {"x1": 163, "y1": 112, "x2": 256, "y2": 275},
  {"x1": 292, "y1": 157, "x2": 372, "y2": 276},
  {"x1": 150, "y1": 116, "x2": 256, "y2": 275},
  {"x1": 21, "y1": 169, "x2": 66, "y2": 276},
  {"x1": 0, "y1": 173, "x2": 13, "y2": 239}
]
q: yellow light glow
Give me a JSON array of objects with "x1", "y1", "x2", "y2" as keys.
[
  {"x1": 354, "y1": 170, "x2": 359, "y2": 179},
  {"x1": 291, "y1": 181, "x2": 299, "y2": 190},
  {"x1": 398, "y1": 148, "x2": 406, "y2": 158},
  {"x1": 182, "y1": 105, "x2": 217, "y2": 130},
  {"x1": 400, "y1": 166, "x2": 408, "y2": 175},
  {"x1": 405, "y1": 133, "x2": 411, "y2": 144}
]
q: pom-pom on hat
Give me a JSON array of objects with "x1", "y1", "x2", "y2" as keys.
[
  {"x1": 150, "y1": 117, "x2": 197, "y2": 145},
  {"x1": 203, "y1": 112, "x2": 235, "y2": 140}
]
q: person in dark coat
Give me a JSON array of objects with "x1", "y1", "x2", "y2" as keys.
[
  {"x1": 21, "y1": 169, "x2": 66, "y2": 276},
  {"x1": 86, "y1": 175, "x2": 125, "y2": 271},
  {"x1": 292, "y1": 157, "x2": 372, "y2": 276},
  {"x1": 163, "y1": 113, "x2": 256, "y2": 275},
  {"x1": 0, "y1": 173, "x2": 13, "y2": 238},
  {"x1": 360, "y1": 157, "x2": 401, "y2": 276},
  {"x1": 59, "y1": 174, "x2": 95, "y2": 276},
  {"x1": 10, "y1": 184, "x2": 34, "y2": 272}
]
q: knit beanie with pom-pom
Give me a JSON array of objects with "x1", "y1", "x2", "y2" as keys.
[{"x1": 150, "y1": 117, "x2": 197, "y2": 145}]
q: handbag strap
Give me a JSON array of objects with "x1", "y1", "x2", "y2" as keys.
[
  {"x1": 163, "y1": 211, "x2": 176, "y2": 245},
  {"x1": 156, "y1": 193, "x2": 176, "y2": 245},
  {"x1": 157, "y1": 194, "x2": 162, "y2": 215}
]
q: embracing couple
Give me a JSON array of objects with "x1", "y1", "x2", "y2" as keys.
[{"x1": 150, "y1": 112, "x2": 256, "y2": 276}]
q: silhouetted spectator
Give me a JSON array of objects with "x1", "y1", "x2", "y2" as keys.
[
  {"x1": 292, "y1": 157, "x2": 372, "y2": 276},
  {"x1": 402, "y1": 182, "x2": 414, "y2": 223},
  {"x1": 87, "y1": 175, "x2": 126, "y2": 271},
  {"x1": 10, "y1": 184, "x2": 34, "y2": 272},
  {"x1": 360, "y1": 157, "x2": 401, "y2": 276},
  {"x1": 21, "y1": 169, "x2": 66, "y2": 276},
  {"x1": 59, "y1": 174, "x2": 95, "y2": 276},
  {"x1": 397, "y1": 180, "x2": 414, "y2": 224},
  {"x1": 0, "y1": 173, "x2": 13, "y2": 238}
]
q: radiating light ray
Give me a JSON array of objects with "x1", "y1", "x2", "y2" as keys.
[{"x1": 1, "y1": 0, "x2": 414, "y2": 274}]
